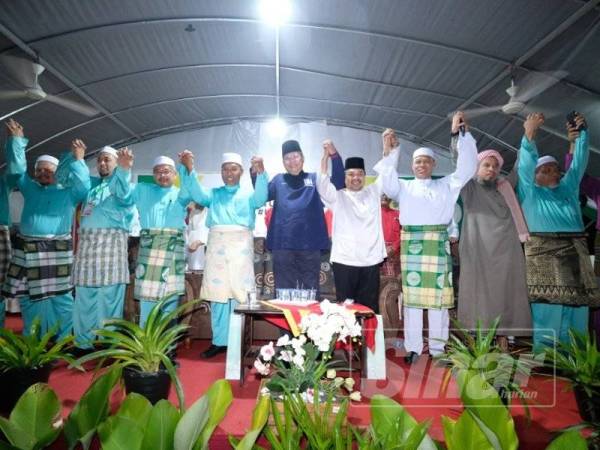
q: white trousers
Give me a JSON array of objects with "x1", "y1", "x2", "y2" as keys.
[{"x1": 403, "y1": 306, "x2": 449, "y2": 356}]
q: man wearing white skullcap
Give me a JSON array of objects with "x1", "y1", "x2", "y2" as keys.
[
  {"x1": 1, "y1": 122, "x2": 90, "y2": 339},
  {"x1": 112, "y1": 151, "x2": 191, "y2": 330},
  {"x1": 517, "y1": 112, "x2": 599, "y2": 352},
  {"x1": 72, "y1": 145, "x2": 135, "y2": 352},
  {"x1": 179, "y1": 150, "x2": 268, "y2": 359},
  {"x1": 0, "y1": 119, "x2": 27, "y2": 328},
  {"x1": 374, "y1": 111, "x2": 477, "y2": 364}
]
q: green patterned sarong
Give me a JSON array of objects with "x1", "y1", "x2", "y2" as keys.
[
  {"x1": 400, "y1": 225, "x2": 454, "y2": 309},
  {"x1": 134, "y1": 228, "x2": 185, "y2": 302}
]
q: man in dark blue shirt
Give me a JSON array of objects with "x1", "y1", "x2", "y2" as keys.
[{"x1": 265, "y1": 139, "x2": 344, "y2": 298}]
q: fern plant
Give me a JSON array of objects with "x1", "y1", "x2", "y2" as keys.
[
  {"x1": 0, "y1": 318, "x2": 77, "y2": 371},
  {"x1": 73, "y1": 300, "x2": 196, "y2": 411}
]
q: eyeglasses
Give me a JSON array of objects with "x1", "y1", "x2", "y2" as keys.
[{"x1": 153, "y1": 169, "x2": 173, "y2": 176}]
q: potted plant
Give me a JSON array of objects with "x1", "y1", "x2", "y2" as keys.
[
  {"x1": 253, "y1": 300, "x2": 363, "y2": 399},
  {"x1": 0, "y1": 318, "x2": 77, "y2": 414},
  {"x1": 435, "y1": 317, "x2": 535, "y2": 414},
  {"x1": 545, "y1": 330, "x2": 600, "y2": 423},
  {"x1": 74, "y1": 300, "x2": 194, "y2": 411}
]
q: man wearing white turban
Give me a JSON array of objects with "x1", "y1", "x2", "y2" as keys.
[
  {"x1": 179, "y1": 150, "x2": 268, "y2": 359},
  {"x1": 72, "y1": 146, "x2": 134, "y2": 352},
  {"x1": 113, "y1": 151, "x2": 191, "y2": 327},
  {"x1": 2, "y1": 122, "x2": 90, "y2": 339},
  {"x1": 374, "y1": 111, "x2": 478, "y2": 364}
]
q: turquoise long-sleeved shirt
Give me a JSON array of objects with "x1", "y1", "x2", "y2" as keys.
[
  {"x1": 517, "y1": 130, "x2": 588, "y2": 232},
  {"x1": 1, "y1": 136, "x2": 27, "y2": 225},
  {"x1": 114, "y1": 167, "x2": 190, "y2": 230},
  {"x1": 16, "y1": 146, "x2": 91, "y2": 237},
  {"x1": 179, "y1": 165, "x2": 268, "y2": 229},
  {"x1": 79, "y1": 168, "x2": 134, "y2": 230}
]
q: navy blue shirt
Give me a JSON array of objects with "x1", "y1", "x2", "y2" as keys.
[{"x1": 265, "y1": 154, "x2": 345, "y2": 251}]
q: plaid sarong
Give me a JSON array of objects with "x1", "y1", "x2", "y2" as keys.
[
  {"x1": 72, "y1": 228, "x2": 129, "y2": 287},
  {"x1": 2, "y1": 235, "x2": 73, "y2": 301},
  {"x1": 134, "y1": 228, "x2": 185, "y2": 302},
  {"x1": 525, "y1": 233, "x2": 600, "y2": 306},
  {"x1": 400, "y1": 225, "x2": 454, "y2": 309},
  {"x1": 0, "y1": 226, "x2": 11, "y2": 284}
]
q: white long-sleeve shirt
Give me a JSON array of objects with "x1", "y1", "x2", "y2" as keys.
[
  {"x1": 316, "y1": 174, "x2": 387, "y2": 267},
  {"x1": 373, "y1": 132, "x2": 478, "y2": 226}
]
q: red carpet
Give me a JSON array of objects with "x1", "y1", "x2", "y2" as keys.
[{"x1": 4, "y1": 314, "x2": 584, "y2": 449}]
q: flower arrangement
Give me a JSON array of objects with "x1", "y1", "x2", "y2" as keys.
[{"x1": 254, "y1": 300, "x2": 363, "y2": 400}]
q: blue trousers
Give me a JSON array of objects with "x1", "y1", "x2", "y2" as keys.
[
  {"x1": 20, "y1": 293, "x2": 74, "y2": 339},
  {"x1": 139, "y1": 294, "x2": 180, "y2": 328},
  {"x1": 531, "y1": 303, "x2": 589, "y2": 353},
  {"x1": 73, "y1": 284, "x2": 126, "y2": 348},
  {"x1": 272, "y1": 250, "x2": 321, "y2": 297},
  {"x1": 211, "y1": 299, "x2": 238, "y2": 346},
  {"x1": 0, "y1": 299, "x2": 5, "y2": 328}
]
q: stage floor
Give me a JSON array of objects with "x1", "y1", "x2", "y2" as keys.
[{"x1": 4, "y1": 313, "x2": 584, "y2": 450}]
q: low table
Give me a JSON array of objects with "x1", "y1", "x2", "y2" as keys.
[{"x1": 225, "y1": 301, "x2": 387, "y2": 385}]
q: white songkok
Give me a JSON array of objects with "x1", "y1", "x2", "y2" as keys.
[
  {"x1": 35, "y1": 154, "x2": 59, "y2": 167},
  {"x1": 99, "y1": 146, "x2": 118, "y2": 159},
  {"x1": 152, "y1": 156, "x2": 175, "y2": 168},
  {"x1": 412, "y1": 147, "x2": 436, "y2": 160},
  {"x1": 222, "y1": 152, "x2": 243, "y2": 167},
  {"x1": 535, "y1": 155, "x2": 558, "y2": 170}
]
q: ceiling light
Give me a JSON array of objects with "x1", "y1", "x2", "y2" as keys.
[
  {"x1": 266, "y1": 117, "x2": 287, "y2": 137},
  {"x1": 260, "y1": 0, "x2": 291, "y2": 26}
]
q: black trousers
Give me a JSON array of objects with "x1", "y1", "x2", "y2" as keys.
[
  {"x1": 332, "y1": 262, "x2": 380, "y2": 313},
  {"x1": 272, "y1": 249, "x2": 322, "y2": 297}
]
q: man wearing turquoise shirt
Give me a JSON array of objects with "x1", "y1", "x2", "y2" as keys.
[
  {"x1": 115, "y1": 150, "x2": 190, "y2": 326},
  {"x1": 179, "y1": 150, "x2": 268, "y2": 359},
  {"x1": 517, "y1": 112, "x2": 599, "y2": 352},
  {"x1": 0, "y1": 119, "x2": 27, "y2": 329},
  {"x1": 72, "y1": 146, "x2": 134, "y2": 350},
  {"x1": 2, "y1": 125, "x2": 90, "y2": 339}
]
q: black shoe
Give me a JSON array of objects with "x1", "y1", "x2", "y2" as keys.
[
  {"x1": 200, "y1": 345, "x2": 227, "y2": 359},
  {"x1": 404, "y1": 351, "x2": 420, "y2": 365}
]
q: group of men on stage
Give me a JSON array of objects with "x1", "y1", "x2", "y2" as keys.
[{"x1": 0, "y1": 109, "x2": 598, "y2": 363}]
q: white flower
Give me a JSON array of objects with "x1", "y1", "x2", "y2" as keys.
[
  {"x1": 279, "y1": 350, "x2": 293, "y2": 362},
  {"x1": 333, "y1": 377, "x2": 344, "y2": 388},
  {"x1": 291, "y1": 337, "x2": 305, "y2": 350},
  {"x1": 294, "y1": 346, "x2": 306, "y2": 358},
  {"x1": 326, "y1": 369, "x2": 337, "y2": 379},
  {"x1": 260, "y1": 342, "x2": 275, "y2": 361},
  {"x1": 276, "y1": 334, "x2": 291, "y2": 346},
  {"x1": 292, "y1": 353, "x2": 305, "y2": 369},
  {"x1": 349, "y1": 391, "x2": 362, "y2": 402},
  {"x1": 344, "y1": 377, "x2": 355, "y2": 391},
  {"x1": 254, "y1": 359, "x2": 270, "y2": 375}
]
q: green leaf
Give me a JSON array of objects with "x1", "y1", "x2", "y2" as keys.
[
  {"x1": 196, "y1": 379, "x2": 233, "y2": 450},
  {"x1": 141, "y1": 400, "x2": 181, "y2": 450},
  {"x1": 0, "y1": 441, "x2": 20, "y2": 450},
  {"x1": 442, "y1": 411, "x2": 495, "y2": 450},
  {"x1": 545, "y1": 430, "x2": 588, "y2": 450},
  {"x1": 0, "y1": 383, "x2": 62, "y2": 450},
  {"x1": 456, "y1": 370, "x2": 519, "y2": 450},
  {"x1": 64, "y1": 367, "x2": 122, "y2": 450},
  {"x1": 97, "y1": 393, "x2": 152, "y2": 450},
  {"x1": 232, "y1": 393, "x2": 270, "y2": 450},
  {"x1": 370, "y1": 395, "x2": 437, "y2": 450},
  {"x1": 174, "y1": 394, "x2": 210, "y2": 450}
]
